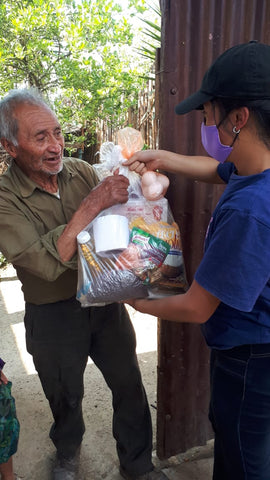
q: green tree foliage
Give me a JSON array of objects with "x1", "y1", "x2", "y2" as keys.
[
  {"x1": 137, "y1": 1, "x2": 161, "y2": 63},
  {"x1": 0, "y1": 0, "x2": 148, "y2": 135}
]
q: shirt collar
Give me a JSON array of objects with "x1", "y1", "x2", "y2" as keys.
[{"x1": 11, "y1": 158, "x2": 76, "y2": 198}]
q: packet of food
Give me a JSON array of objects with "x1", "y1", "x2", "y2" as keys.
[
  {"x1": 76, "y1": 229, "x2": 149, "y2": 307},
  {"x1": 116, "y1": 227, "x2": 170, "y2": 284}
]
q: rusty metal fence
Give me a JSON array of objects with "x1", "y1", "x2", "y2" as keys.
[{"x1": 156, "y1": 0, "x2": 270, "y2": 460}]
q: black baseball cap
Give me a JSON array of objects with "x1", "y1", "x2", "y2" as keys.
[{"x1": 175, "y1": 41, "x2": 270, "y2": 115}]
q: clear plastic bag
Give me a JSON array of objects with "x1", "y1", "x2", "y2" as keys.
[
  {"x1": 76, "y1": 196, "x2": 188, "y2": 307},
  {"x1": 93, "y1": 127, "x2": 144, "y2": 197},
  {"x1": 77, "y1": 128, "x2": 188, "y2": 306}
]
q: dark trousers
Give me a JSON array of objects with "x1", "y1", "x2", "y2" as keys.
[
  {"x1": 24, "y1": 298, "x2": 153, "y2": 476},
  {"x1": 210, "y1": 345, "x2": 270, "y2": 480}
]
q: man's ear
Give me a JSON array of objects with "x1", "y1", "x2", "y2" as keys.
[{"x1": 1, "y1": 139, "x2": 17, "y2": 158}]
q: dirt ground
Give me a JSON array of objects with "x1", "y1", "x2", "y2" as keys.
[{"x1": 0, "y1": 264, "x2": 213, "y2": 480}]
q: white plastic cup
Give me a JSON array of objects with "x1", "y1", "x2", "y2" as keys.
[{"x1": 93, "y1": 214, "x2": 129, "y2": 257}]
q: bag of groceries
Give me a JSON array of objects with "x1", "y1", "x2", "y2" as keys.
[{"x1": 76, "y1": 128, "x2": 188, "y2": 307}]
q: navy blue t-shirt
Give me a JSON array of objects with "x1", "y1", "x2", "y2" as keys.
[{"x1": 195, "y1": 162, "x2": 270, "y2": 349}]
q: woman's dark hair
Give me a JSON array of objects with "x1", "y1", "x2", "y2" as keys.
[{"x1": 213, "y1": 97, "x2": 270, "y2": 149}]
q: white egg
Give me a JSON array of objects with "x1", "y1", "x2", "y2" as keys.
[
  {"x1": 148, "y1": 183, "x2": 163, "y2": 196},
  {"x1": 141, "y1": 171, "x2": 157, "y2": 186},
  {"x1": 157, "y1": 174, "x2": 170, "y2": 188},
  {"x1": 142, "y1": 182, "x2": 163, "y2": 200},
  {"x1": 141, "y1": 172, "x2": 169, "y2": 200}
]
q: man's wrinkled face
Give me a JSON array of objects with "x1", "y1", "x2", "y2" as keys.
[{"x1": 9, "y1": 103, "x2": 65, "y2": 180}]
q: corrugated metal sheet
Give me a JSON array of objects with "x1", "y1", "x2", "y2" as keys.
[{"x1": 156, "y1": 0, "x2": 270, "y2": 459}]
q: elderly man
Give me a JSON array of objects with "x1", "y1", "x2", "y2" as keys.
[{"x1": 0, "y1": 88, "x2": 167, "y2": 480}]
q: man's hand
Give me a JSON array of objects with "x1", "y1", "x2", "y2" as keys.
[
  {"x1": 85, "y1": 174, "x2": 129, "y2": 212},
  {"x1": 57, "y1": 173, "x2": 130, "y2": 263}
]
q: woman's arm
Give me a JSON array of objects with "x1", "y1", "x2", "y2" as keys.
[
  {"x1": 123, "y1": 150, "x2": 224, "y2": 184},
  {"x1": 125, "y1": 279, "x2": 220, "y2": 324}
]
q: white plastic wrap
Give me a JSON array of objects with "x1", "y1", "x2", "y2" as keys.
[{"x1": 93, "y1": 127, "x2": 144, "y2": 197}]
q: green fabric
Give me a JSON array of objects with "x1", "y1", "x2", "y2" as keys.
[
  {"x1": 0, "y1": 381, "x2": 20, "y2": 464},
  {"x1": 0, "y1": 157, "x2": 99, "y2": 304}
]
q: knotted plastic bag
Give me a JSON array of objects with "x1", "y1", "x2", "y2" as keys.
[{"x1": 93, "y1": 127, "x2": 144, "y2": 197}]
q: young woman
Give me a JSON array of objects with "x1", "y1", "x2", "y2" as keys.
[{"x1": 124, "y1": 41, "x2": 270, "y2": 480}]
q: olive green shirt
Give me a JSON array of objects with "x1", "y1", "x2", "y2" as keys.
[{"x1": 0, "y1": 157, "x2": 99, "y2": 304}]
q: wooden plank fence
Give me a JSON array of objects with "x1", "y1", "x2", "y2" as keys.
[{"x1": 96, "y1": 76, "x2": 158, "y2": 152}]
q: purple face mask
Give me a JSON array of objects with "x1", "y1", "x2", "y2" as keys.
[{"x1": 201, "y1": 123, "x2": 233, "y2": 163}]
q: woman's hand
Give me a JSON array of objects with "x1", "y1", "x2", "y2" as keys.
[
  {"x1": 124, "y1": 298, "x2": 149, "y2": 312},
  {"x1": 124, "y1": 280, "x2": 220, "y2": 324},
  {"x1": 124, "y1": 150, "x2": 223, "y2": 183},
  {"x1": 123, "y1": 150, "x2": 163, "y2": 175}
]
